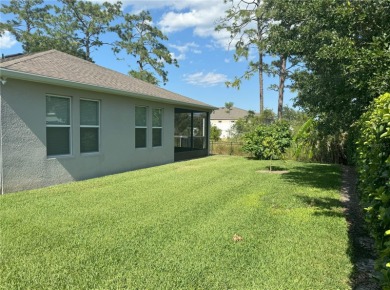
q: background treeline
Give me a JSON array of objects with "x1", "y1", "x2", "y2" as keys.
[{"x1": 0, "y1": 0, "x2": 177, "y2": 85}]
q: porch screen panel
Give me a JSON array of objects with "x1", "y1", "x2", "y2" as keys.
[
  {"x1": 193, "y1": 112, "x2": 207, "y2": 149},
  {"x1": 174, "y1": 112, "x2": 192, "y2": 150}
]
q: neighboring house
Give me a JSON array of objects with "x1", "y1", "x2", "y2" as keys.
[
  {"x1": 210, "y1": 107, "x2": 251, "y2": 139},
  {"x1": 0, "y1": 50, "x2": 216, "y2": 193}
]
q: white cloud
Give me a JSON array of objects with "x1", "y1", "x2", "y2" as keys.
[
  {"x1": 159, "y1": 10, "x2": 204, "y2": 33},
  {"x1": 0, "y1": 31, "x2": 17, "y2": 49},
  {"x1": 170, "y1": 42, "x2": 199, "y2": 54},
  {"x1": 224, "y1": 58, "x2": 230, "y2": 63},
  {"x1": 158, "y1": 3, "x2": 233, "y2": 48},
  {"x1": 125, "y1": 0, "x2": 217, "y2": 12},
  {"x1": 170, "y1": 51, "x2": 186, "y2": 61},
  {"x1": 169, "y1": 42, "x2": 202, "y2": 61},
  {"x1": 184, "y1": 71, "x2": 229, "y2": 87},
  {"x1": 100, "y1": 0, "x2": 251, "y2": 50}
]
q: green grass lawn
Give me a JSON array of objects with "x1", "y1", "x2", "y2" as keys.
[{"x1": 0, "y1": 156, "x2": 353, "y2": 289}]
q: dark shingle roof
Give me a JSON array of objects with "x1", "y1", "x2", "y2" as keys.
[
  {"x1": 210, "y1": 107, "x2": 252, "y2": 120},
  {"x1": 0, "y1": 50, "x2": 214, "y2": 109}
]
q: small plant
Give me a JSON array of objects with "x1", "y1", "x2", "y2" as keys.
[{"x1": 242, "y1": 121, "x2": 292, "y2": 170}]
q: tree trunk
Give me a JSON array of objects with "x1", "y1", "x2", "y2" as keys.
[
  {"x1": 278, "y1": 55, "x2": 287, "y2": 120},
  {"x1": 256, "y1": 2, "x2": 264, "y2": 114},
  {"x1": 85, "y1": 36, "x2": 90, "y2": 61},
  {"x1": 259, "y1": 52, "x2": 264, "y2": 114}
]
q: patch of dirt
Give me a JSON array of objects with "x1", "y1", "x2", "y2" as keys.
[
  {"x1": 341, "y1": 166, "x2": 381, "y2": 290},
  {"x1": 256, "y1": 170, "x2": 289, "y2": 174},
  {"x1": 232, "y1": 234, "x2": 243, "y2": 242}
]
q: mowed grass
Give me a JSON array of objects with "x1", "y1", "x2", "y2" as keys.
[{"x1": 0, "y1": 156, "x2": 352, "y2": 289}]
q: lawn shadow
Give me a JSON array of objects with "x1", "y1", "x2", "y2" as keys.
[
  {"x1": 258, "y1": 166, "x2": 288, "y2": 172},
  {"x1": 281, "y1": 164, "x2": 341, "y2": 191},
  {"x1": 295, "y1": 195, "x2": 345, "y2": 218}
]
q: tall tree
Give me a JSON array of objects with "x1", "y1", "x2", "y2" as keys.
[
  {"x1": 264, "y1": 0, "x2": 302, "y2": 120},
  {"x1": 216, "y1": 0, "x2": 269, "y2": 113},
  {"x1": 0, "y1": 0, "x2": 121, "y2": 59},
  {"x1": 1, "y1": 1, "x2": 179, "y2": 85},
  {"x1": 0, "y1": 0, "x2": 51, "y2": 52},
  {"x1": 111, "y1": 11, "x2": 178, "y2": 85},
  {"x1": 289, "y1": 0, "x2": 390, "y2": 133},
  {"x1": 55, "y1": 0, "x2": 122, "y2": 61}
]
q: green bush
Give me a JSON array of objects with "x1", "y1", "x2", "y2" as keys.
[
  {"x1": 242, "y1": 121, "x2": 292, "y2": 168},
  {"x1": 356, "y1": 92, "x2": 390, "y2": 287},
  {"x1": 210, "y1": 125, "x2": 222, "y2": 141}
]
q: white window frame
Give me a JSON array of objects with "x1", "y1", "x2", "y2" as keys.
[
  {"x1": 152, "y1": 108, "x2": 163, "y2": 147},
  {"x1": 80, "y1": 98, "x2": 100, "y2": 154},
  {"x1": 135, "y1": 106, "x2": 148, "y2": 149},
  {"x1": 46, "y1": 94, "x2": 72, "y2": 157}
]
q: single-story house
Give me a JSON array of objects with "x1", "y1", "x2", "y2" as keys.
[
  {"x1": 0, "y1": 50, "x2": 216, "y2": 194},
  {"x1": 210, "y1": 106, "x2": 251, "y2": 139}
]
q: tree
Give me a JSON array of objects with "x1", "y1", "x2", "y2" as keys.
[
  {"x1": 112, "y1": 11, "x2": 178, "y2": 85},
  {"x1": 263, "y1": 0, "x2": 302, "y2": 120},
  {"x1": 287, "y1": 0, "x2": 390, "y2": 133},
  {"x1": 0, "y1": 0, "x2": 52, "y2": 52},
  {"x1": 224, "y1": 101, "x2": 234, "y2": 113},
  {"x1": 232, "y1": 108, "x2": 276, "y2": 139},
  {"x1": 216, "y1": 0, "x2": 270, "y2": 113},
  {"x1": 0, "y1": 0, "x2": 122, "y2": 60},
  {"x1": 242, "y1": 121, "x2": 292, "y2": 170},
  {"x1": 282, "y1": 106, "x2": 307, "y2": 124},
  {"x1": 55, "y1": 0, "x2": 122, "y2": 61},
  {"x1": 1, "y1": 1, "x2": 179, "y2": 85}
]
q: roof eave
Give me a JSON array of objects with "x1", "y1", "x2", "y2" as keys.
[{"x1": 0, "y1": 68, "x2": 217, "y2": 111}]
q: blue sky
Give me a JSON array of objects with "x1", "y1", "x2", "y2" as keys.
[{"x1": 0, "y1": 0, "x2": 296, "y2": 113}]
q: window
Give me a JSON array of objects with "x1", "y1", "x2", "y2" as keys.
[
  {"x1": 135, "y1": 106, "x2": 147, "y2": 148},
  {"x1": 80, "y1": 99, "x2": 100, "y2": 153},
  {"x1": 152, "y1": 108, "x2": 163, "y2": 147},
  {"x1": 46, "y1": 95, "x2": 71, "y2": 156}
]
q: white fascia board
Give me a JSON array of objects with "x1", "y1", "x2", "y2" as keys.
[{"x1": 0, "y1": 68, "x2": 217, "y2": 112}]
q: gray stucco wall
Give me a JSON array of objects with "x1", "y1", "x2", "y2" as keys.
[{"x1": 1, "y1": 79, "x2": 178, "y2": 193}]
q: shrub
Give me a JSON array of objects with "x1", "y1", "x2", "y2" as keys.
[
  {"x1": 210, "y1": 125, "x2": 222, "y2": 141},
  {"x1": 356, "y1": 92, "x2": 390, "y2": 287},
  {"x1": 242, "y1": 121, "x2": 292, "y2": 169}
]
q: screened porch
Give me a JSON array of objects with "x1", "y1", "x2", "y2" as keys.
[{"x1": 174, "y1": 108, "x2": 210, "y2": 161}]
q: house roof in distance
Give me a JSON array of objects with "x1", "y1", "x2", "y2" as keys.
[
  {"x1": 0, "y1": 50, "x2": 216, "y2": 110},
  {"x1": 210, "y1": 107, "x2": 252, "y2": 120}
]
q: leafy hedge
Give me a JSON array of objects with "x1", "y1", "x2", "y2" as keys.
[{"x1": 356, "y1": 93, "x2": 390, "y2": 287}]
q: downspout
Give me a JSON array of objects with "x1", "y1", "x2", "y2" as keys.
[
  {"x1": 0, "y1": 77, "x2": 6, "y2": 194},
  {"x1": 0, "y1": 87, "x2": 3, "y2": 195}
]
